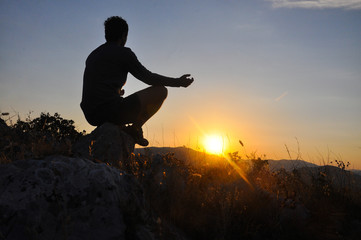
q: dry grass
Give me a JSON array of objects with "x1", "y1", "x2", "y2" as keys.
[{"x1": 126, "y1": 151, "x2": 361, "y2": 240}]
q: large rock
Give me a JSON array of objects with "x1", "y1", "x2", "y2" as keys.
[
  {"x1": 72, "y1": 123, "x2": 135, "y2": 167},
  {"x1": 0, "y1": 156, "x2": 155, "y2": 240}
]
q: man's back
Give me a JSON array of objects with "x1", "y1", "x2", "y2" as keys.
[{"x1": 81, "y1": 43, "x2": 133, "y2": 115}]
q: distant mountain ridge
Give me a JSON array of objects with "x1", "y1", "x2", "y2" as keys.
[
  {"x1": 267, "y1": 159, "x2": 318, "y2": 171},
  {"x1": 351, "y1": 169, "x2": 361, "y2": 176},
  {"x1": 135, "y1": 146, "x2": 317, "y2": 171},
  {"x1": 135, "y1": 146, "x2": 361, "y2": 174}
]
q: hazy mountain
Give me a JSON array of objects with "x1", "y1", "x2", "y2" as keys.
[
  {"x1": 135, "y1": 146, "x2": 224, "y2": 167},
  {"x1": 135, "y1": 146, "x2": 319, "y2": 171},
  {"x1": 351, "y1": 169, "x2": 361, "y2": 176},
  {"x1": 267, "y1": 159, "x2": 318, "y2": 172},
  {"x1": 135, "y1": 146, "x2": 201, "y2": 160}
]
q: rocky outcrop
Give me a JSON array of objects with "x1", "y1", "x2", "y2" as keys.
[
  {"x1": 0, "y1": 156, "x2": 155, "y2": 240},
  {"x1": 0, "y1": 123, "x2": 190, "y2": 240},
  {"x1": 72, "y1": 123, "x2": 135, "y2": 167}
]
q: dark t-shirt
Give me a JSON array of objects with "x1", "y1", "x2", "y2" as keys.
[{"x1": 81, "y1": 42, "x2": 176, "y2": 116}]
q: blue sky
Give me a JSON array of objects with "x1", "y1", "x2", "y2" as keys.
[{"x1": 0, "y1": 0, "x2": 360, "y2": 167}]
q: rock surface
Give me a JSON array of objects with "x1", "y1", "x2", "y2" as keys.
[
  {"x1": 0, "y1": 156, "x2": 155, "y2": 240},
  {"x1": 72, "y1": 122, "x2": 135, "y2": 167}
]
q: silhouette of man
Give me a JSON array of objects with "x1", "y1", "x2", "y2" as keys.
[{"x1": 81, "y1": 16, "x2": 194, "y2": 146}]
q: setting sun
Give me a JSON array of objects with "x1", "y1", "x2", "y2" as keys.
[{"x1": 203, "y1": 135, "x2": 226, "y2": 155}]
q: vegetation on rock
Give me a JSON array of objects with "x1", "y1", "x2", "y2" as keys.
[
  {"x1": 0, "y1": 112, "x2": 83, "y2": 162},
  {"x1": 1, "y1": 112, "x2": 361, "y2": 239}
]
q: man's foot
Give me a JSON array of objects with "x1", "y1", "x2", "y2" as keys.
[{"x1": 124, "y1": 125, "x2": 149, "y2": 146}]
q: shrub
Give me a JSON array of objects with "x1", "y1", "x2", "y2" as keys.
[{"x1": 0, "y1": 112, "x2": 83, "y2": 161}]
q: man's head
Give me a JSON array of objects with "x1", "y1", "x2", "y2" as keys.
[{"x1": 104, "y1": 16, "x2": 128, "y2": 44}]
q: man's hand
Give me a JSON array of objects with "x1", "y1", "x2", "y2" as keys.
[
  {"x1": 117, "y1": 88, "x2": 125, "y2": 96},
  {"x1": 178, "y1": 74, "x2": 194, "y2": 87}
]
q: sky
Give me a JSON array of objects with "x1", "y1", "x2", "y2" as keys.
[{"x1": 0, "y1": 0, "x2": 360, "y2": 168}]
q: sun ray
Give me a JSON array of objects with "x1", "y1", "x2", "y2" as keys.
[{"x1": 224, "y1": 156, "x2": 253, "y2": 188}]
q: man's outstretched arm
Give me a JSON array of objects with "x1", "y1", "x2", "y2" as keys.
[{"x1": 126, "y1": 49, "x2": 194, "y2": 88}]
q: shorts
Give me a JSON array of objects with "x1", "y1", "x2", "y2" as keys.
[{"x1": 84, "y1": 93, "x2": 141, "y2": 126}]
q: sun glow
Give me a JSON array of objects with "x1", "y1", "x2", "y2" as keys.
[{"x1": 203, "y1": 135, "x2": 226, "y2": 155}]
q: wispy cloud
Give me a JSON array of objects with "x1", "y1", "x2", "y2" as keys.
[
  {"x1": 267, "y1": 0, "x2": 361, "y2": 10},
  {"x1": 275, "y1": 91, "x2": 289, "y2": 102}
]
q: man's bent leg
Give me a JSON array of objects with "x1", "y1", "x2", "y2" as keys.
[
  {"x1": 121, "y1": 86, "x2": 167, "y2": 146},
  {"x1": 133, "y1": 85, "x2": 168, "y2": 128}
]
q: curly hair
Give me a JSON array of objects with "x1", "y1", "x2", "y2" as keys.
[{"x1": 104, "y1": 16, "x2": 128, "y2": 42}]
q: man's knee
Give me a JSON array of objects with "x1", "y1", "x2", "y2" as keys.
[{"x1": 156, "y1": 85, "x2": 168, "y2": 100}]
